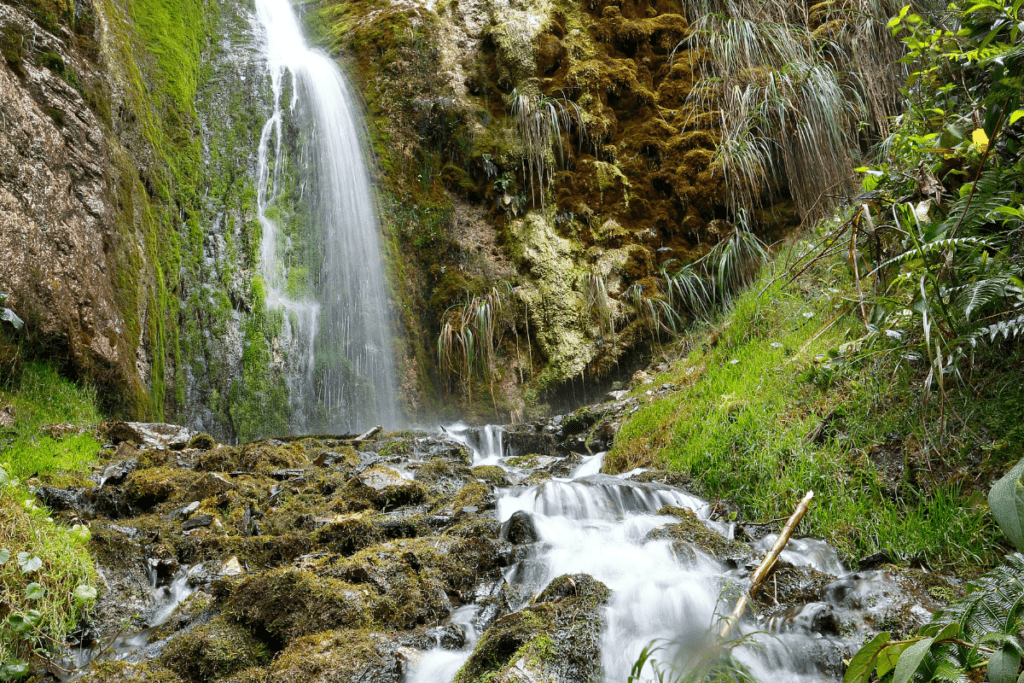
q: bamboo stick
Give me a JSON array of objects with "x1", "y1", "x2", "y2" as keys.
[{"x1": 718, "y1": 490, "x2": 815, "y2": 639}]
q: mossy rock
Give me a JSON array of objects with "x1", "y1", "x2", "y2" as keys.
[
  {"x1": 374, "y1": 438, "x2": 414, "y2": 458},
  {"x1": 78, "y1": 661, "x2": 184, "y2": 683},
  {"x1": 317, "y1": 536, "x2": 504, "y2": 614},
  {"x1": 435, "y1": 482, "x2": 490, "y2": 516},
  {"x1": 454, "y1": 573, "x2": 610, "y2": 683},
  {"x1": 314, "y1": 512, "x2": 385, "y2": 555},
  {"x1": 197, "y1": 441, "x2": 311, "y2": 473},
  {"x1": 413, "y1": 458, "x2": 474, "y2": 496},
  {"x1": 347, "y1": 466, "x2": 427, "y2": 509},
  {"x1": 265, "y1": 629, "x2": 408, "y2": 683},
  {"x1": 750, "y1": 562, "x2": 832, "y2": 614},
  {"x1": 187, "y1": 433, "x2": 216, "y2": 451},
  {"x1": 316, "y1": 541, "x2": 454, "y2": 628},
  {"x1": 523, "y1": 470, "x2": 553, "y2": 486},
  {"x1": 505, "y1": 454, "x2": 540, "y2": 468},
  {"x1": 226, "y1": 568, "x2": 371, "y2": 641},
  {"x1": 648, "y1": 506, "x2": 748, "y2": 562},
  {"x1": 471, "y1": 465, "x2": 509, "y2": 486},
  {"x1": 161, "y1": 616, "x2": 270, "y2": 681},
  {"x1": 120, "y1": 468, "x2": 201, "y2": 512}
]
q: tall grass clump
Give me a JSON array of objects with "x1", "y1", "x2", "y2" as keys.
[
  {"x1": 437, "y1": 283, "x2": 519, "y2": 403},
  {"x1": 509, "y1": 89, "x2": 581, "y2": 207},
  {"x1": 681, "y1": 0, "x2": 914, "y2": 222}
]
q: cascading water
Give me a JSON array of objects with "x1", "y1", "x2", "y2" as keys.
[
  {"x1": 254, "y1": 0, "x2": 399, "y2": 432},
  {"x1": 406, "y1": 425, "x2": 887, "y2": 683}
]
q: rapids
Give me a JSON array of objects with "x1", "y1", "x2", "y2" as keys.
[{"x1": 409, "y1": 424, "x2": 897, "y2": 683}]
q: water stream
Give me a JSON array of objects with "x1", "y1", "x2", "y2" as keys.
[
  {"x1": 408, "y1": 425, "x2": 892, "y2": 683},
  {"x1": 254, "y1": 0, "x2": 399, "y2": 433}
]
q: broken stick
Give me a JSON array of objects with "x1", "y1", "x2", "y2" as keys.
[{"x1": 718, "y1": 490, "x2": 815, "y2": 639}]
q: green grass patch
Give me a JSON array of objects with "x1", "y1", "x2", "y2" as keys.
[
  {"x1": 0, "y1": 474, "x2": 97, "y2": 667},
  {"x1": 1, "y1": 362, "x2": 103, "y2": 478},
  {"x1": 607, "y1": 242, "x2": 1020, "y2": 574}
]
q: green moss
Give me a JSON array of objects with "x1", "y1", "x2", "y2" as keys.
[
  {"x1": 187, "y1": 433, "x2": 215, "y2": 450},
  {"x1": 226, "y1": 568, "x2": 373, "y2": 640},
  {"x1": 161, "y1": 616, "x2": 269, "y2": 681},
  {"x1": 649, "y1": 506, "x2": 748, "y2": 561},
  {"x1": 471, "y1": 465, "x2": 509, "y2": 486}
]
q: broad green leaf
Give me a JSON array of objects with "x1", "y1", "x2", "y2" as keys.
[
  {"x1": 17, "y1": 553, "x2": 41, "y2": 574},
  {"x1": 844, "y1": 632, "x2": 891, "y2": 683},
  {"x1": 990, "y1": 646, "x2": 1022, "y2": 683},
  {"x1": 74, "y1": 585, "x2": 98, "y2": 604},
  {"x1": 70, "y1": 524, "x2": 91, "y2": 544},
  {"x1": 989, "y1": 457, "x2": 1024, "y2": 552},
  {"x1": 23, "y1": 583, "x2": 45, "y2": 600},
  {"x1": 0, "y1": 467, "x2": 9, "y2": 487},
  {"x1": 894, "y1": 637, "x2": 934, "y2": 683},
  {"x1": 878, "y1": 641, "x2": 913, "y2": 678},
  {"x1": 935, "y1": 622, "x2": 960, "y2": 641},
  {"x1": 0, "y1": 548, "x2": 9, "y2": 565},
  {"x1": 1011, "y1": 110, "x2": 1024, "y2": 125}
]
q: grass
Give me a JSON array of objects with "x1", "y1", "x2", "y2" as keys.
[
  {"x1": 606, "y1": 237, "x2": 1021, "y2": 574},
  {"x1": 0, "y1": 362, "x2": 103, "y2": 479},
  {"x1": 0, "y1": 475, "x2": 98, "y2": 666}
]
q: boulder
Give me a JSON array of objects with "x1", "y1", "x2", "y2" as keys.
[
  {"x1": 500, "y1": 511, "x2": 539, "y2": 545},
  {"x1": 454, "y1": 574, "x2": 610, "y2": 683},
  {"x1": 102, "y1": 422, "x2": 195, "y2": 450},
  {"x1": 349, "y1": 466, "x2": 426, "y2": 509}
]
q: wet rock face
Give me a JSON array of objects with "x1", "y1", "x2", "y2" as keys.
[{"x1": 0, "y1": 2, "x2": 139, "y2": 398}]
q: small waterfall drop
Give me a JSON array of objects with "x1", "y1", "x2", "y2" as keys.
[{"x1": 254, "y1": 0, "x2": 399, "y2": 432}]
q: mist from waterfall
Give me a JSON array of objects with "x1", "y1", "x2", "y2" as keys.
[{"x1": 254, "y1": 0, "x2": 399, "y2": 432}]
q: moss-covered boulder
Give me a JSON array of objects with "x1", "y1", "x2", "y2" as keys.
[
  {"x1": 196, "y1": 441, "x2": 311, "y2": 474},
  {"x1": 454, "y1": 574, "x2": 610, "y2": 683},
  {"x1": 414, "y1": 458, "x2": 474, "y2": 496},
  {"x1": 226, "y1": 568, "x2": 372, "y2": 640},
  {"x1": 261, "y1": 629, "x2": 408, "y2": 683},
  {"x1": 161, "y1": 616, "x2": 269, "y2": 681},
  {"x1": 79, "y1": 661, "x2": 184, "y2": 683},
  {"x1": 347, "y1": 466, "x2": 427, "y2": 509},
  {"x1": 187, "y1": 433, "x2": 216, "y2": 451},
  {"x1": 471, "y1": 465, "x2": 509, "y2": 486},
  {"x1": 646, "y1": 506, "x2": 748, "y2": 562}
]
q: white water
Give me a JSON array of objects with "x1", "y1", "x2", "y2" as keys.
[
  {"x1": 254, "y1": 0, "x2": 399, "y2": 432},
  {"x1": 406, "y1": 426, "x2": 855, "y2": 683}
]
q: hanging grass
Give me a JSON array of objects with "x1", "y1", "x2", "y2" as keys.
[
  {"x1": 681, "y1": 0, "x2": 915, "y2": 222},
  {"x1": 508, "y1": 89, "x2": 582, "y2": 207}
]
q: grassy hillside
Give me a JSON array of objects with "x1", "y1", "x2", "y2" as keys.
[{"x1": 607, "y1": 238, "x2": 1023, "y2": 574}]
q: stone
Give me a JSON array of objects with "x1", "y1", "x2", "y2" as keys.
[
  {"x1": 221, "y1": 556, "x2": 245, "y2": 576},
  {"x1": 350, "y1": 466, "x2": 426, "y2": 508},
  {"x1": 500, "y1": 511, "x2": 539, "y2": 545},
  {"x1": 35, "y1": 486, "x2": 85, "y2": 513},
  {"x1": 102, "y1": 422, "x2": 195, "y2": 451},
  {"x1": 182, "y1": 514, "x2": 214, "y2": 530},
  {"x1": 187, "y1": 472, "x2": 236, "y2": 502}
]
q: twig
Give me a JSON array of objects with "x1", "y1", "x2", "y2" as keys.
[{"x1": 719, "y1": 491, "x2": 815, "y2": 639}]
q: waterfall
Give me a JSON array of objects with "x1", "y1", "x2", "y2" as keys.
[{"x1": 254, "y1": 0, "x2": 399, "y2": 433}]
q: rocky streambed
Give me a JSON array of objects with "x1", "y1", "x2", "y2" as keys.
[{"x1": 30, "y1": 407, "x2": 962, "y2": 683}]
